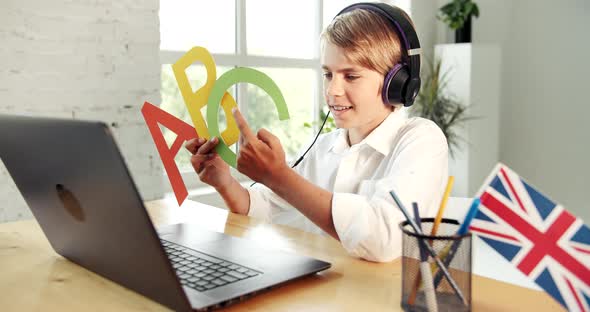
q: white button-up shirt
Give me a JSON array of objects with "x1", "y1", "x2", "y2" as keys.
[{"x1": 247, "y1": 110, "x2": 449, "y2": 262}]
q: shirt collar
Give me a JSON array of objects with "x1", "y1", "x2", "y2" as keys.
[{"x1": 329, "y1": 110, "x2": 407, "y2": 156}]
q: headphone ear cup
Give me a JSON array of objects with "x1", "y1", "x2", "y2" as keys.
[
  {"x1": 404, "y1": 77, "x2": 421, "y2": 107},
  {"x1": 383, "y1": 64, "x2": 410, "y2": 106}
]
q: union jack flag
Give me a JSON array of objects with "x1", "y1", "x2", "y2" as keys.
[{"x1": 470, "y1": 163, "x2": 590, "y2": 311}]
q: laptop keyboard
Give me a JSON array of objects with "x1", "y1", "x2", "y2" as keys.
[{"x1": 161, "y1": 239, "x2": 262, "y2": 292}]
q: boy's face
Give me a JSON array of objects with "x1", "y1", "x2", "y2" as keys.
[{"x1": 321, "y1": 42, "x2": 392, "y2": 136}]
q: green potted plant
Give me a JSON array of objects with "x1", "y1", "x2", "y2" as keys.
[
  {"x1": 438, "y1": 0, "x2": 480, "y2": 43},
  {"x1": 410, "y1": 58, "x2": 475, "y2": 157}
]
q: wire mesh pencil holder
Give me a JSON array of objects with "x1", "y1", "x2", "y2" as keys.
[{"x1": 400, "y1": 218, "x2": 472, "y2": 312}]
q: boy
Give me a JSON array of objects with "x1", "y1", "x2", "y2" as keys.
[{"x1": 185, "y1": 3, "x2": 448, "y2": 262}]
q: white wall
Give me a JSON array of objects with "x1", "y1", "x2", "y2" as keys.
[
  {"x1": 0, "y1": 0, "x2": 164, "y2": 222},
  {"x1": 468, "y1": 43, "x2": 501, "y2": 195},
  {"x1": 475, "y1": 0, "x2": 590, "y2": 221},
  {"x1": 409, "y1": 0, "x2": 438, "y2": 65},
  {"x1": 412, "y1": 0, "x2": 590, "y2": 222}
]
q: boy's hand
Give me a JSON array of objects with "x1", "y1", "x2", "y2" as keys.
[
  {"x1": 185, "y1": 136, "x2": 232, "y2": 190},
  {"x1": 232, "y1": 107, "x2": 289, "y2": 186}
]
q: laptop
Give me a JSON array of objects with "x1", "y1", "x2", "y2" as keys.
[{"x1": 0, "y1": 114, "x2": 331, "y2": 311}]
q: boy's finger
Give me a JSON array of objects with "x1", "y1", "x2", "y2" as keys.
[
  {"x1": 196, "y1": 137, "x2": 219, "y2": 155},
  {"x1": 185, "y1": 137, "x2": 205, "y2": 154},
  {"x1": 257, "y1": 128, "x2": 280, "y2": 150},
  {"x1": 232, "y1": 108, "x2": 256, "y2": 143}
]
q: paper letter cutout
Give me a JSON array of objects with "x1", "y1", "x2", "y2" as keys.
[
  {"x1": 141, "y1": 101, "x2": 198, "y2": 205},
  {"x1": 206, "y1": 67, "x2": 290, "y2": 168},
  {"x1": 142, "y1": 46, "x2": 291, "y2": 205},
  {"x1": 171, "y1": 47, "x2": 240, "y2": 145}
]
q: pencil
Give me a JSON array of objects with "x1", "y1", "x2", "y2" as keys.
[{"x1": 431, "y1": 176, "x2": 454, "y2": 236}]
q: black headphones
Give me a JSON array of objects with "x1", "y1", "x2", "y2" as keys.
[{"x1": 336, "y1": 2, "x2": 422, "y2": 107}]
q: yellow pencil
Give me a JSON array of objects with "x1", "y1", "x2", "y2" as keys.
[{"x1": 431, "y1": 176, "x2": 454, "y2": 235}]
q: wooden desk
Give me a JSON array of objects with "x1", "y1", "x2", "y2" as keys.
[{"x1": 0, "y1": 199, "x2": 562, "y2": 311}]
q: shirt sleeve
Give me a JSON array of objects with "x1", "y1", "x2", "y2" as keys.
[
  {"x1": 331, "y1": 123, "x2": 449, "y2": 262},
  {"x1": 246, "y1": 183, "x2": 290, "y2": 221}
]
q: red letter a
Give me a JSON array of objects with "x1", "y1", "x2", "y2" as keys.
[{"x1": 141, "y1": 101, "x2": 198, "y2": 206}]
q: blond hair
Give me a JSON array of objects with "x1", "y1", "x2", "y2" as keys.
[{"x1": 321, "y1": 9, "x2": 403, "y2": 76}]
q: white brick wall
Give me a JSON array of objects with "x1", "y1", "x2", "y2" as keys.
[{"x1": 0, "y1": 0, "x2": 164, "y2": 222}]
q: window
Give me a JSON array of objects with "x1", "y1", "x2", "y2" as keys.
[{"x1": 159, "y1": 0, "x2": 411, "y2": 188}]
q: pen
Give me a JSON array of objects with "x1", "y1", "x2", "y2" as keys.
[
  {"x1": 456, "y1": 198, "x2": 481, "y2": 236},
  {"x1": 413, "y1": 203, "x2": 438, "y2": 312}
]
